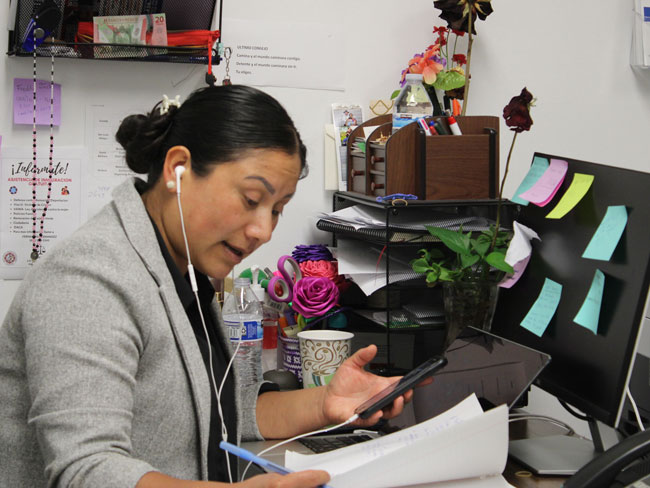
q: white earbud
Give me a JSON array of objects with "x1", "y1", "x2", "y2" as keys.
[{"x1": 174, "y1": 166, "x2": 185, "y2": 195}]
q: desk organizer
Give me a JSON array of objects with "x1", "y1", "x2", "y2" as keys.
[{"x1": 347, "y1": 115, "x2": 500, "y2": 200}]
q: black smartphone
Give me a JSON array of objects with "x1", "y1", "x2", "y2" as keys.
[{"x1": 354, "y1": 356, "x2": 448, "y2": 419}]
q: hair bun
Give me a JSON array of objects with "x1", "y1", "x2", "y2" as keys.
[{"x1": 116, "y1": 114, "x2": 151, "y2": 174}]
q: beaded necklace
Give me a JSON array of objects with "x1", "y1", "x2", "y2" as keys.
[{"x1": 30, "y1": 21, "x2": 55, "y2": 262}]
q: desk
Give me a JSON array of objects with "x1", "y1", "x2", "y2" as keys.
[
  {"x1": 504, "y1": 415, "x2": 570, "y2": 487},
  {"x1": 242, "y1": 415, "x2": 574, "y2": 487}
]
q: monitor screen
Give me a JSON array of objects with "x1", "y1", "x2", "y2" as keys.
[
  {"x1": 492, "y1": 153, "x2": 650, "y2": 429},
  {"x1": 411, "y1": 326, "x2": 550, "y2": 422}
]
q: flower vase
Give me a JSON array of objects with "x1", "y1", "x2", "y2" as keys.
[
  {"x1": 425, "y1": 84, "x2": 444, "y2": 116},
  {"x1": 441, "y1": 281, "x2": 499, "y2": 350}
]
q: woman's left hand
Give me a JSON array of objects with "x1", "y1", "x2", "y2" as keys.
[{"x1": 321, "y1": 345, "x2": 411, "y2": 426}]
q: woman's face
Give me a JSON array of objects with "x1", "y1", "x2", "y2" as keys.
[{"x1": 164, "y1": 148, "x2": 301, "y2": 279}]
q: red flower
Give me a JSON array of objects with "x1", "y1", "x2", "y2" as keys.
[
  {"x1": 452, "y1": 54, "x2": 467, "y2": 65},
  {"x1": 503, "y1": 87, "x2": 534, "y2": 133}
]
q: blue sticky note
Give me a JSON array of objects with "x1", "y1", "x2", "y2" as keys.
[
  {"x1": 520, "y1": 278, "x2": 562, "y2": 337},
  {"x1": 582, "y1": 206, "x2": 628, "y2": 261},
  {"x1": 573, "y1": 269, "x2": 605, "y2": 334},
  {"x1": 511, "y1": 156, "x2": 550, "y2": 205}
]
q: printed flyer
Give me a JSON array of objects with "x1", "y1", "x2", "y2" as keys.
[{"x1": 1, "y1": 147, "x2": 84, "y2": 279}]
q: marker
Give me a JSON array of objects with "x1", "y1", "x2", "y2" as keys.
[
  {"x1": 417, "y1": 117, "x2": 432, "y2": 136},
  {"x1": 447, "y1": 116, "x2": 462, "y2": 135},
  {"x1": 219, "y1": 441, "x2": 333, "y2": 487}
]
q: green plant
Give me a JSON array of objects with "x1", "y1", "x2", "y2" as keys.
[
  {"x1": 411, "y1": 87, "x2": 536, "y2": 285},
  {"x1": 411, "y1": 225, "x2": 513, "y2": 285}
]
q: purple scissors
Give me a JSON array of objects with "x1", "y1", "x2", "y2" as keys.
[{"x1": 267, "y1": 255, "x2": 303, "y2": 303}]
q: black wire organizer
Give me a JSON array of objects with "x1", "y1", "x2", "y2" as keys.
[
  {"x1": 8, "y1": 0, "x2": 220, "y2": 64},
  {"x1": 320, "y1": 191, "x2": 520, "y2": 375}
]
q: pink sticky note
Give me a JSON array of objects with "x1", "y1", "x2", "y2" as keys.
[
  {"x1": 13, "y1": 78, "x2": 62, "y2": 126},
  {"x1": 499, "y1": 255, "x2": 531, "y2": 289},
  {"x1": 518, "y1": 159, "x2": 568, "y2": 207}
]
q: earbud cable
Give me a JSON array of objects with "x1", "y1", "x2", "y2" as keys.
[{"x1": 177, "y1": 187, "x2": 239, "y2": 483}]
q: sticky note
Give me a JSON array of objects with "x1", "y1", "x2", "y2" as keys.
[
  {"x1": 573, "y1": 269, "x2": 605, "y2": 334},
  {"x1": 546, "y1": 173, "x2": 594, "y2": 219},
  {"x1": 499, "y1": 254, "x2": 531, "y2": 289},
  {"x1": 518, "y1": 159, "x2": 569, "y2": 207},
  {"x1": 13, "y1": 78, "x2": 62, "y2": 126},
  {"x1": 520, "y1": 278, "x2": 562, "y2": 337},
  {"x1": 582, "y1": 205, "x2": 628, "y2": 261},
  {"x1": 511, "y1": 156, "x2": 549, "y2": 205}
]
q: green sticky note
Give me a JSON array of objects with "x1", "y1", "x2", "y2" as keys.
[
  {"x1": 546, "y1": 173, "x2": 594, "y2": 219},
  {"x1": 511, "y1": 156, "x2": 549, "y2": 205},
  {"x1": 520, "y1": 278, "x2": 562, "y2": 337},
  {"x1": 582, "y1": 206, "x2": 628, "y2": 261},
  {"x1": 573, "y1": 269, "x2": 605, "y2": 334}
]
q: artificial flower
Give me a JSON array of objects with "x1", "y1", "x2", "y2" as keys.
[
  {"x1": 433, "y1": 0, "x2": 494, "y2": 34},
  {"x1": 503, "y1": 87, "x2": 535, "y2": 133},
  {"x1": 400, "y1": 44, "x2": 445, "y2": 86},
  {"x1": 291, "y1": 277, "x2": 340, "y2": 318},
  {"x1": 291, "y1": 244, "x2": 333, "y2": 263},
  {"x1": 299, "y1": 259, "x2": 341, "y2": 282}
]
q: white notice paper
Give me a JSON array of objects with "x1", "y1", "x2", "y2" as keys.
[
  {"x1": 285, "y1": 395, "x2": 511, "y2": 488},
  {"x1": 225, "y1": 18, "x2": 345, "y2": 90},
  {"x1": 1, "y1": 147, "x2": 84, "y2": 279}
]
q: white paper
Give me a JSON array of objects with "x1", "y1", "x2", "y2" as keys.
[
  {"x1": 319, "y1": 205, "x2": 492, "y2": 232},
  {"x1": 332, "y1": 104, "x2": 364, "y2": 192},
  {"x1": 225, "y1": 18, "x2": 345, "y2": 90},
  {"x1": 85, "y1": 105, "x2": 135, "y2": 180},
  {"x1": 1, "y1": 146, "x2": 85, "y2": 279},
  {"x1": 285, "y1": 395, "x2": 509, "y2": 488},
  {"x1": 334, "y1": 240, "x2": 415, "y2": 296},
  {"x1": 640, "y1": 1, "x2": 650, "y2": 66},
  {"x1": 504, "y1": 221, "x2": 540, "y2": 266}
]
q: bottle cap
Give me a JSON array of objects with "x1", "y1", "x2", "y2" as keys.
[
  {"x1": 234, "y1": 277, "x2": 251, "y2": 287},
  {"x1": 405, "y1": 73, "x2": 424, "y2": 82}
]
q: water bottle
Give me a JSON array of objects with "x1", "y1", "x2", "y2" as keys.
[
  {"x1": 249, "y1": 278, "x2": 279, "y2": 373},
  {"x1": 392, "y1": 73, "x2": 434, "y2": 133},
  {"x1": 222, "y1": 277, "x2": 263, "y2": 386}
]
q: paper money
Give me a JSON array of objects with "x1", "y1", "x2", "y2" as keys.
[{"x1": 93, "y1": 13, "x2": 167, "y2": 49}]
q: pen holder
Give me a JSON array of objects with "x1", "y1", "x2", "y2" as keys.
[{"x1": 278, "y1": 334, "x2": 302, "y2": 384}]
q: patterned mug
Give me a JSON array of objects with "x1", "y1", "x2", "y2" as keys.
[{"x1": 297, "y1": 330, "x2": 354, "y2": 388}]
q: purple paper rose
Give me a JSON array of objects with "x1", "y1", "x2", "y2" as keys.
[{"x1": 291, "y1": 277, "x2": 340, "y2": 318}]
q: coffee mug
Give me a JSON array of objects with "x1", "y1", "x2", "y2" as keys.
[{"x1": 297, "y1": 330, "x2": 354, "y2": 388}]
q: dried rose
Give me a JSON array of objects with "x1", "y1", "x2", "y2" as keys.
[
  {"x1": 434, "y1": 0, "x2": 493, "y2": 34},
  {"x1": 503, "y1": 87, "x2": 535, "y2": 133},
  {"x1": 291, "y1": 277, "x2": 340, "y2": 318}
]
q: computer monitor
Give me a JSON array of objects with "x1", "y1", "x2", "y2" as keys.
[{"x1": 491, "y1": 153, "x2": 650, "y2": 475}]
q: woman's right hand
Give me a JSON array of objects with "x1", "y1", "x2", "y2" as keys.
[{"x1": 239, "y1": 470, "x2": 330, "y2": 487}]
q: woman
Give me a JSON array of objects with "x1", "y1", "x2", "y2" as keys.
[{"x1": 0, "y1": 85, "x2": 411, "y2": 487}]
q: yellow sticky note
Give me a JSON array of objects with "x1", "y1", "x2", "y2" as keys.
[{"x1": 546, "y1": 173, "x2": 594, "y2": 219}]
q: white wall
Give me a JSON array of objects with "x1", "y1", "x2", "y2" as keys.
[{"x1": 2, "y1": 0, "x2": 649, "y2": 438}]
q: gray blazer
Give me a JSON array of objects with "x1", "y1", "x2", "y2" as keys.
[{"x1": 0, "y1": 178, "x2": 264, "y2": 487}]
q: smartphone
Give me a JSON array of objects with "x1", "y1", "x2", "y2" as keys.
[{"x1": 354, "y1": 356, "x2": 448, "y2": 419}]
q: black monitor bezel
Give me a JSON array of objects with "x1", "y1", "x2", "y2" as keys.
[{"x1": 492, "y1": 152, "x2": 650, "y2": 428}]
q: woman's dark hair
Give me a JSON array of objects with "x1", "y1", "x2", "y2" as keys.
[{"x1": 115, "y1": 85, "x2": 307, "y2": 188}]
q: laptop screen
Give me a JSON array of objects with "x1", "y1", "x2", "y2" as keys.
[{"x1": 411, "y1": 326, "x2": 551, "y2": 422}]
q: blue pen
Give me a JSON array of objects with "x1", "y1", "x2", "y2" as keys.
[{"x1": 219, "y1": 441, "x2": 333, "y2": 488}]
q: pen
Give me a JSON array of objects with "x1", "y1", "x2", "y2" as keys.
[
  {"x1": 219, "y1": 441, "x2": 334, "y2": 488},
  {"x1": 220, "y1": 441, "x2": 291, "y2": 474}
]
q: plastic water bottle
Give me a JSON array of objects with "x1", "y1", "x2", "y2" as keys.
[
  {"x1": 222, "y1": 277, "x2": 263, "y2": 386},
  {"x1": 392, "y1": 73, "x2": 434, "y2": 133},
  {"x1": 249, "y1": 278, "x2": 279, "y2": 373}
]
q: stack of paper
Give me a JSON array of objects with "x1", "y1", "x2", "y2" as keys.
[{"x1": 285, "y1": 394, "x2": 513, "y2": 488}]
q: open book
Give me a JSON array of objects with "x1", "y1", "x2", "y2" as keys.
[{"x1": 285, "y1": 394, "x2": 514, "y2": 488}]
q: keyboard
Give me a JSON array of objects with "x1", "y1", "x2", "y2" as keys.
[{"x1": 298, "y1": 434, "x2": 375, "y2": 453}]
